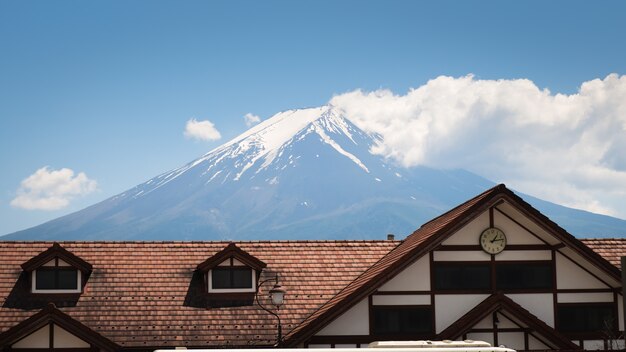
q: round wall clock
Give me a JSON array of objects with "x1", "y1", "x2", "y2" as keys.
[{"x1": 479, "y1": 227, "x2": 507, "y2": 254}]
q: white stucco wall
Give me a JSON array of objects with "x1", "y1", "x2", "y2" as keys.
[
  {"x1": 378, "y1": 255, "x2": 430, "y2": 291},
  {"x1": 433, "y1": 251, "x2": 491, "y2": 261},
  {"x1": 434, "y1": 294, "x2": 489, "y2": 333},
  {"x1": 466, "y1": 332, "x2": 493, "y2": 345},
  {"x1": 441, "y1": 212, "x2": 489, "y2": 245},
  {"x1": 496, "y1": 313, "x2": 518, "y2": 329},
  {"x1": 556, "y1": 253, "x2": 608, "y2": 289},
  {"x1": 12, "y1": 325, "x2": 49, "y2": 348},
  {"x1": 54, "y1": 325, "x2": 90, "y2": 348},
  {"x1": 11, "y1": 323, "x2": 89, "y2": 349},
  {"x1": 506, "y1": 294, "x2": 554, "y2": 327},
  {"x1": 316, "y1": 299, "x2": 369, "y2": 336},
  {"x1": 493, "y1": 210, "x2": 545, "y2": 245},
  {"x1": 498, "y1": 331, "x2": 525, "y2": 350},
  {"x1": 557, "y1": 292, "x2": 614, "y2": 303},
  {"x1": 528, "y1": 334, "x2": 551, "y2": 350},
  {"x1": 495, "y1": 250, "x2": 551, "y2": 261}
]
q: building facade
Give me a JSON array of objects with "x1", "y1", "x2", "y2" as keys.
[{"x1": 1, "y1": 184, "x2": 625, "y2": 351}]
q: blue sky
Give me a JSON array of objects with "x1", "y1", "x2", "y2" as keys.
[{"x1": 1, "y1": 0, "x2": 626, "y2": 235}]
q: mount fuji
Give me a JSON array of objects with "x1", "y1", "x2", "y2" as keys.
[{"x1": 4, "y1": 106, "x2": 626, "y2": 240}]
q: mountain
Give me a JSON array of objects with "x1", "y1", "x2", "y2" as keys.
[{"x1": 4, "y1": 106, "x2": 626, "y2": 240}]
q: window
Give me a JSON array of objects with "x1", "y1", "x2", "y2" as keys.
[
  {"x1": 372, "y1": 306, "x2": 432, "y2": 335},
  {"x1": 496, "y1": 262, "x2": 553, "y2": 290},
  {"x1": 208, "y1": 266, "x2": 255, "y2": 293},
  {"x1": 557, "y1": 304, "x2": 616, "y2": 333},
  {"x1": 33, "y1": 268, "x2": 81, "y2": 293},
  {"x1": 434, "y1": 263, "x2": 491, "y2": 291},
  {"x1": 211, "y1": 267, "x2": 253, "y2": 289}
]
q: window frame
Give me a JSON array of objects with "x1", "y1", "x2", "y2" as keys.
[
  {"x1": 32, "y1": 267, "x2": 82, "y2": 294},
  {"x1": 208, "y1": 266, "x2": 256, "y2": 293}
]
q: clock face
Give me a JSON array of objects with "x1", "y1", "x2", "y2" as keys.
[{"x1": 479, "y1": 227, "x2": 507, "y2": 254}]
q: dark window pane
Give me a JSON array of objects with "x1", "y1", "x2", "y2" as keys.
[
  {"x1": 231, "y1": 268, "x2": 252, "y2": 288},
  {"x1": 496, "y1": 263, "x2": 553, "y2": 290},
  {"x1": 434, "y1": 263, "x2": 490, "y2": 290},
  {"x1": 558, "y1": 305, "x2": 615, "y2": 332},
  {"x1": 373, "y1": 307, "x2": 432, "y2": 335},
  {"x1": 35, "y1": 270, "x2": 56, "y2": 289},
  {"x1": 57, "y1": 269, "x2": 78, "y2": 289},
  {"x1": 212, "y1": 268, "x2": 232, "y2": 289}
]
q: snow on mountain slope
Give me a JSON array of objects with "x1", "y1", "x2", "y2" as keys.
[{"x1": 4, "y1": 106, "x2": 626, "y2": 240}]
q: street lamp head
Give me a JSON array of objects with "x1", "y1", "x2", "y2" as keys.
[{"x1": 269, "y1": 283, "x2": 286, "y2": 307}]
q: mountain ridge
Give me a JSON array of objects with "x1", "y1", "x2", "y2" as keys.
[{"x1": 4, "y1": 106, "x2": 626, "y2": 240}]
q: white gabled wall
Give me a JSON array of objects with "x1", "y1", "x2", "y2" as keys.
[
  {"x1": 12, "y1": 325, "x2": 49, "y2": 348},
  {"x1": 528, "y1": 334, "x2": 551, "y2": 350},
  {"x1": 441, "y1": 212, "x2": 489, "y2": 245},
  {"x1": 556, "y1": 252, "x2": 609, "y2": 289},
  {"x1": 315, "y1": 299, "x2": 369, "y2": 336},
  {"x1": 498, "y1": 332, "x2": 525, "y2": 350},
  {"x1": 11, "y1": 323, "x2": 90, "y2": 349},
  {"x1": 506, "y1": 294, "x2": 554, "y2": 327},
  {"x1": 434, "y1": 294, "x2": 489, "y2": 333},
  {"x1": 54, "y1": 325, "x2": 90, "y2": 348},
  {"x1": 378, "y1": 255, "x2": 430, "y2": 291},
  {"x1": 493, "y1": 209, "x2": 545, "y2": 245}
]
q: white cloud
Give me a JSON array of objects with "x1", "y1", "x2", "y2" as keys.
[
  {"x1": 330, "y1": 74, "x2": 626, "y2": 218},
  {"x1": 244, "y1": 113, "x2": 261, "y2": 127},
  {"x1": 11, "y1": 167, "x2": 97, "y2": 211},
  {"x1": 184, "y1": 118, "x2": 222, "y2": 141}
]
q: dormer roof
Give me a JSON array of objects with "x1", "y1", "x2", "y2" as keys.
[
  {"x1": 196, "y1": 242, "x2": 267, "y2": 272},
  {"x1": 21, "y1": 242, "x2": 92, "y2": 273}
]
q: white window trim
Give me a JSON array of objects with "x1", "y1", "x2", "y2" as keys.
[
  {"x1": 32, "y1": 269, "x2": 82, "y2": 294},
  {"x1": 208, "y1": 268, "x2": 256, "y2": 293}
]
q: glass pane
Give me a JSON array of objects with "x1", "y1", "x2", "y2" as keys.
[
  {"x1": 558, "y1": 305, "x2": 615, "y2": 332},
  {"x1": 373, "y1": 307, "x2": 432, "y2": 334},
  {"x1": 212, "y1": 268, "x2": 231, "y2": 289},
  {"x1": 232, "y1": 268, "x2": 253, "y2": 288},
  {"x1": 496, "y1": 263, "x2": 552, "y2": 290},
  {"x1": 35, "y1": 270, "x2": 56, "y2": 289},
  {"x1": 434, "y1": 264, "x2": 490, "y2": 290},
  {"x1": 57, "y1": 269, "x2": 78, "y2": 289}
]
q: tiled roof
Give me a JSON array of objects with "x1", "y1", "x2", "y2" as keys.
[
  {"x1": 0, "y1": 240, "x2": 397, "y2": 348},
  {"x1": 581, "y1": 238, "x2": 626, "y2": 269}
]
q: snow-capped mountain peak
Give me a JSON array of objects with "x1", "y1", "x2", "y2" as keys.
[
  {"x1": 141, "y1": 106, "x2": 375, "y2": 193},
  {"x1": 6, "y1": 104, "x2": 626, "y2": 241}
]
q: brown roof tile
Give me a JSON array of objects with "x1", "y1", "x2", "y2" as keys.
[
  {"x1": 581, "y1": 238, "x2": 626, "y2": 269},
  {"x1": 0, "y1": 240, "x2": 397, "y2": 348}
]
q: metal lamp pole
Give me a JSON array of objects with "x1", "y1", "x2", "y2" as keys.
[{"x1": 256, "y1": 274, "x2": 286, "y2": 347}]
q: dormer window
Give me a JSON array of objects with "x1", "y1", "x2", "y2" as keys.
[
  {"x1": 32, "y1": 259, "x2": 81, "y2": 293},
  {"x1": 196, "y1": 243, "x2": 266, "y2": 307},
  {"x1": 208, "y1": 259, "x2": 255, "y2": 293},
  {"x1": 21, "y1": 243, "x2": 92, "y2": 295}
]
